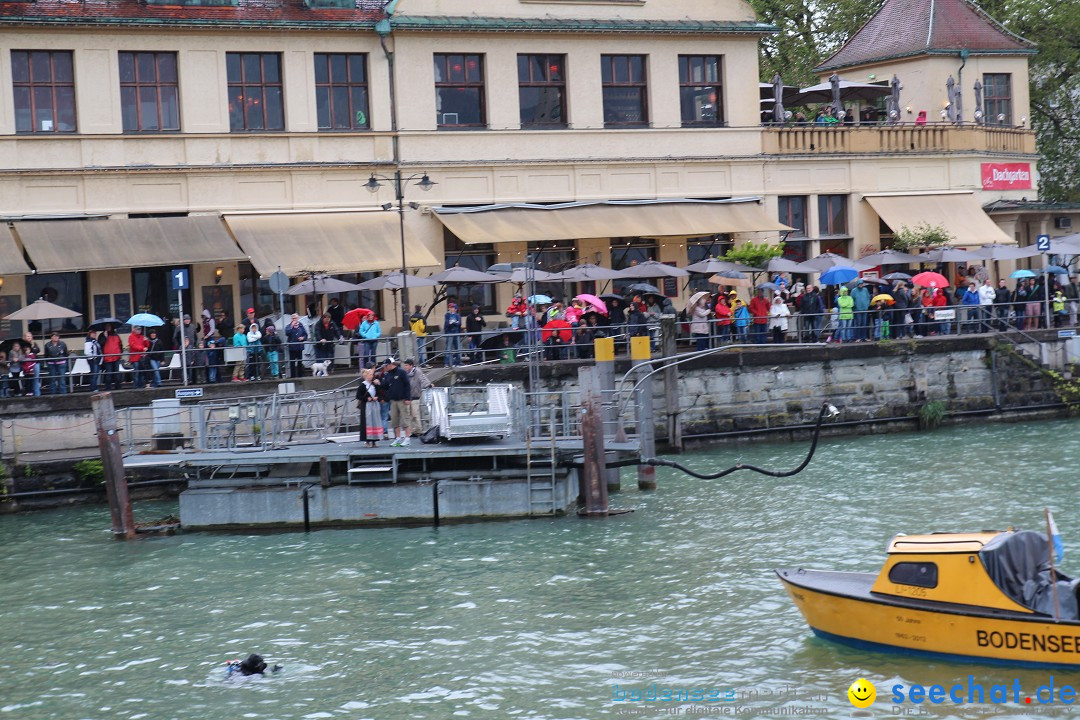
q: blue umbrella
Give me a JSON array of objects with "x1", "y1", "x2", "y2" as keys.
[
  {"x1": 820, "y1": 266, "x2": 859, "y2": 285},
  {"x1": 527, "y1": 294, "x2": 552, "y2": 305},
  {"x1": 1010, "y1": 269, "x2": 1037, "y2": 279},
  {"x1": 126, "y1": 312, "x2": 165, "y2": 327},
  {"x1": 1045, "y1": 265, "x2": 1070, "y2": 275}
]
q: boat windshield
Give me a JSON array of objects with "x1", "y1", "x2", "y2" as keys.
[{"x1": 979, "y1": 531, "x2": 1079, "y2": 619}]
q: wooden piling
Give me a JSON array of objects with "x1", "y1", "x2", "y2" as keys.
[
  {"x1": 630, "y1": 336, "x2": 657, "y2": 490},
  {"x1": 91, "y1": 393, "x2": 135, "y2": 539},
  {"x1": 578, "y1": 366, "x2": 608, "y2": 515},
  {"x1": 319, "y1": 456, "x2": 330, "y2": 488},
  {"x1": 660, "y1": 315, "x2": 682, "y2": 452}
]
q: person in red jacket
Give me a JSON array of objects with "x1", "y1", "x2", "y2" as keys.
[
  {"x1": 128, "y1": 327, "x2": 150, "y2": 388},
  {"x1": 748, "y1": 289, "x2": 771, "y2": 344},
  {"x1": 714, "y1": 293, "x2": 733, "y2": 344},
  {"x1": 99, "y1": 324, "x2": 123, "y2": 391},
  {"x1": 922, "y1": 285, "x2": 948, "y2": 336}
]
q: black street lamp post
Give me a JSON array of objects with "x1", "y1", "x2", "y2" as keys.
[{"x1": 364, "y1": 170, "x2": 436, "y2": 329}]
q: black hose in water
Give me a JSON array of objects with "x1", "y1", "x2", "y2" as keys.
[{"x1": 640, "y1": 401, "x2": 836, "y2": 480}]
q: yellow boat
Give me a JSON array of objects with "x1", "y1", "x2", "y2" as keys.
[{"x1": 778, "y1": 530, "x2": 1080, "y2": 668}]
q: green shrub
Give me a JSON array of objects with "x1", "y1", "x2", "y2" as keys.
[
  {"x1": 918, "y1": 400, "x2": 947, "y2": 431},
  {"x1": 74, "y1": 459, "x2": 105, "y2": 487}
]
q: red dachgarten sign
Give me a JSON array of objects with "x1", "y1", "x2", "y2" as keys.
[{"x1": 981, "y1": 162, "x2": 1032, "y2": 190}]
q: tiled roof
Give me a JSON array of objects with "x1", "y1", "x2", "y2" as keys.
[
  {"x1": 392, "y1": 15, "x2": 775, "y2": 35},
  {"x1": 816, "y1": 0, "x2": 1035, "y2": 72},
  {"x1": 0, "y1": 0, "x2": 385, "y2": 29}
]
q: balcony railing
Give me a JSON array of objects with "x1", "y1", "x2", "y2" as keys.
[{"x1": 762, "y1": 125, "x2": 1036, "y2": 155}]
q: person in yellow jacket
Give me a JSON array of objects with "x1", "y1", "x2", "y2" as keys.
[
  {"x1": 1053, "y1": 289, "x2": 1067, "y2": 328},
  {"x1": 834, "y1": 286, "x2": 855, "y2": 343},
  {"x1": 409, "y1": 304, "x2": 427, "y2": 365}
]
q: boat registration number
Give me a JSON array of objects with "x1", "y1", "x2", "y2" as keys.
[{"x1": 892, "y1": 584, "x2": 928, "y2": 598}]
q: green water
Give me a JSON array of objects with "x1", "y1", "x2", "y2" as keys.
[{"x1": 4, "y1": 419, "x2": 1080, "y2": 720}]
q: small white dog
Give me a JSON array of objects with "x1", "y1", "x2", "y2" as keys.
[{"x1": 310, "y1": 360, "x2": 331, "y2": 377}]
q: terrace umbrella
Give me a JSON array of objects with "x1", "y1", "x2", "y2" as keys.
[
  {"x1": 763, "y1": 257, "x2": 805, "y2": 274},
  {"x1": 819, "y1": 266, "x2": 859, "y2": 285},
  {"x1": 887, "y1": 75, "x2": 901, "y2": 124},
  {"x1": 911, "y1": 271, "x2": 950, "y2": 288},
  {"x1": 615, "y1": 260, "x2": 689, "y2": 279},
  {"x1": 772, "y1": 73, "x2": 785, "y2": 123},
  {"x1": 1010, "y1": 269, "x2": 1037, "y2": 279},
  {"x1": 918, "y1": 248, "x2": 980, "y2": 263},
  {"x1": 796, "y1": 253, "x2": 869, "y2": 273},
  {"x1": 974, "y1": 79, "x2": 983, "y2": 124},
  {"x1": 429, "y1": 266, "x2": 504, "y2": 284},
  {"x1": 797, "y1": 77, "x2": 891, "y2": 105},
  {"x1": 7, "y1": 299, "x2": 82, "y2": 323},
  {"x1": 573, "y1": 293, "x2": 608, "y2": 315},
  {"x1": 286, "y1": 275, "x2": 364, "y2": 295},
  {"x1": 685, "y1": 258, "x2": 757, "y2": 274},
  {"x1": 857, "y1": 249, "x2": 923, "y2": 265},
  {"x1": 970, "y1": 244, "x2": 1041, "y2": 261},
  {"x1": 356, "y1": 272, "x2": 438, "y2": 291},
  {"x1": 882, "y1": 272, "x2": 912, "y2": 281},
  {"x1": 341, "y1": 308, "x2": 375, "y2": 331},
  {"x1": 558, "y1": 263, "x2": 624, "y2": 281},
  {"x1": 486, "y1": 265, "x2": 561, "y2": 283}
]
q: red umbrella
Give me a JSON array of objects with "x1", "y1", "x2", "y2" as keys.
[
  {"x1": 541, "y1": 319, "x2": 572, "y2": 344},
  {"x1": 911, "y1": 271, "x2": 949, "y2": 288},
  {"x1": 342, "y1": 307, "x2": 374, "y2": 331}
]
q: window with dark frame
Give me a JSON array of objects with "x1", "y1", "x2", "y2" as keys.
[
  {"x1": 434, "y1": 54, "x2": 486, "y2": 128},
  {"x1": 12, "y1": 50, "x2": 76, "y2": 133},
  {"x1": 226, "y1": 52, "x2": 285, "y2": 132},
  {"x1": 983, "y1": 73, "x2": 1012, "y2": 126},
  {"x1": 119, "y1": 51, "x2": 179, "y2": 133},
  {"x1": 817, "y1": 195, "x2": 848, "y2": 236},
  {"x1": 601, "y1": 55, "x2": 648, "y2": 127},
  {"x1": 518, "y1": 54, "x2": 566, "y2": 128},
  {"x1": 444, "y1": 231, "x2": 496, "y2": 314},
  {"x1": 678, "y1": 55, "x2": 723, "y2": 127},
  {"x1": 315, "y1": 53, "x2": 369, "y2": 131},
  {"x1": 778, "y1": 196, "x2": 808, "y2": 237}
]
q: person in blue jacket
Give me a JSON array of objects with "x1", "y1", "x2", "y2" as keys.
[
  {"x1": 733, "y1": 299, "x2": 750, "y2": 343},
  {"x1": 850, "y1": 281, "x2": 872, "y2": 341},
  {"x1": 358, "y1": 311, "x2": 381, "y2": 368},
  {"x1": 443, "y1": 302, "x2": 462, "y2": 367},
  {"x1": 960, "y1": 282, "x2": 981, "y2": 334}
]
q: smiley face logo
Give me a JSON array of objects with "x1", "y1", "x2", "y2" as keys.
[{"x1": 847, "y1": 678, "x2": 876, "y2": 708}]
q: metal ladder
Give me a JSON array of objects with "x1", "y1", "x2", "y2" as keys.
[
  {"x1": 525, "y1": 413, "x2": 559, "y2": 516},
  {"x1": 346, "y1": 453, "x2": 397, "y2": 484}
]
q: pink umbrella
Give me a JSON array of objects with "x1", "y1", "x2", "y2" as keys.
[{"x1": 573, "y1": 293, "x2": 608, "y2": 316}]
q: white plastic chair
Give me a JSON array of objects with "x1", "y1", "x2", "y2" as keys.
[
  {"x1": 165, "y1": 353, "x2": 182, "y2": 381},
  {"x1": 69, "y1": 357, "x2": 91, "y2": 391}
]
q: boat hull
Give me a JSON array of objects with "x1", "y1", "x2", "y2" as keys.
[{"x1": 778, "y1": 568, "x2": 1080, "y2": 668}]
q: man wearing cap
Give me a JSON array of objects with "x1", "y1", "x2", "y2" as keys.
[
  {"x1": 382, "y1": 357, "x2": 412, "y2": 446},
  {"x1": 174, "y1": 312, "x2": 198, "y2": 351}
]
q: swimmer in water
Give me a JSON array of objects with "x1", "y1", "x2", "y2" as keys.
[{"x1": 225, "y1": 653, "x2": 282, "y2": 677}]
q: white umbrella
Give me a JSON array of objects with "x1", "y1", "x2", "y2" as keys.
[
  {"x1": 969, "y1": 244, "x2": 1041, "y2": 261},
  {"x1": 795, "y1": 253, "x2": 872, "y2": 273},
  {"x1": 763, "y1": 257, "x2": 805, "y2": 273},
  {"x1": 487, "y1": 265, "x2": 562, "y2": 283},
  {"x1": 286, "y1": 275, "x2": 364, "y2": 295},
  {"x1": 615, "y1": 260, "x2": 689, "y2": 279},
  {"x1": 918, "y1": 248, "x2": 983, "y2": 263},
  {"x1": 857, "y1": 249, "x2": 924, "y2": 265},
  {"x1": 5, "y1": 299, "x2": 81, "y2": 322},
  {"x1": 685, "y1": 258, "x2": 757, "y2": 274}
]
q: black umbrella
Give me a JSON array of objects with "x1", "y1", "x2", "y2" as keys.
[
  {"x1": 480, "y1": 329, "x2": 528, "y2": 351},
  {"x1": 626, "y1": 283, "x2": 662, "y2": 295},
  {"x1": 882, "y1": 272, "x2": 912, "y2": 281},
  {"x1": 89, "y1": 317, "x2": 123, "y2": 330},
  {"x1": 599, "y1": 293, "x2": 625, "y2": 303},
  {"x1": 0, "y1": 337, "x2": 31, "y2": 355}
]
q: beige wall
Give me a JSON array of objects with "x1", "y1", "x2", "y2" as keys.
[
  {"x1": 820, "y1": 55, "x2": 1031, "y2": 126},
  {"x1": 397, "y1": 0, "x2": 760, "y2": 23}
]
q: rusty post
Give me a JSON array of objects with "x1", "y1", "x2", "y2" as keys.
[
  {"x1": 319, "y1": 456, "x2": 330, "y2": 488},
  {"x1": 92, "y1": 392, "x2": 135, "y2": 539},
  {"x1": 578, "y1": 366, "x2": 608, "y2": 515},
  {"x1": 660, "y1": 315, "x2": 682, "y2": 451}
]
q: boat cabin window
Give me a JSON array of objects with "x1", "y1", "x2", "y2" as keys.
[{"x1": 888, "y1": 562, "x2": 938, "y2": 588}]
